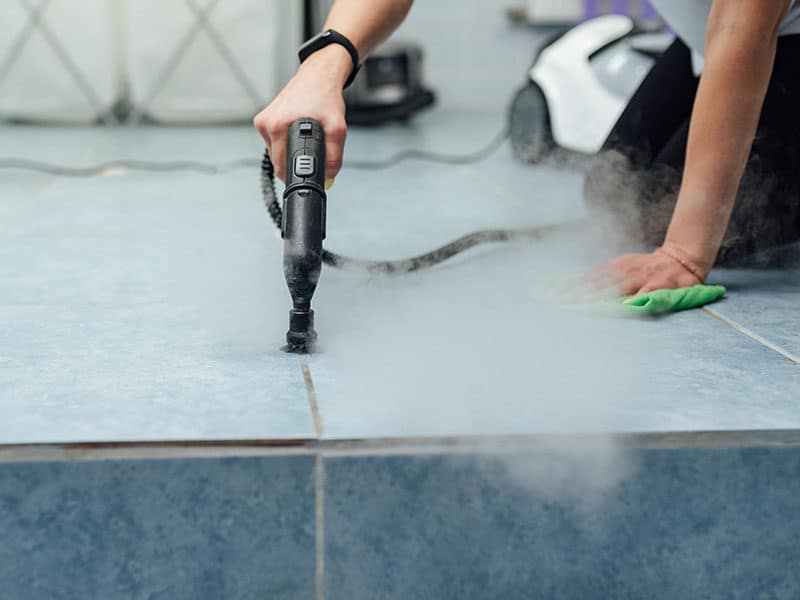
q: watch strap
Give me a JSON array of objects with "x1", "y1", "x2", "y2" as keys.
[{"x1": 298, "y1": 29, "x2": 361, "y2": 89}]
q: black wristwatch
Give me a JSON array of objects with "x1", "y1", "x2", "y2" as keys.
[{"x1": 298, "y1": 29, "x2": 361, "y2": 89}]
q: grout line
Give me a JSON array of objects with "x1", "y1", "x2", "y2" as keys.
[
  {"x1": 702, "y1": 307, "x2": 800, "y2": 365},
  {"x1": 299, "y1": 355, "x2": 324, "y2": 438},
  {"x1": 0, "y1": 441, "x2": 312, "y2": 463},
  {"x1": 0, "y1": 428, "x2": 800, "y2": 464},
  {"x1": 5, "y1": 430, "x2": 800, "y2": 463},
  {"x1": 314, "y1": 453, "x2": 326, "y2": 600},
  {"x1": 301, "y1": 355, "x2": 326, "y2": 599},
  {"x1": 314, "y1": 430, "x2": 800, "y2": 455}
]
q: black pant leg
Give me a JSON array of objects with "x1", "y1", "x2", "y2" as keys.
[
  {"x1": 584, "y1": 39, "x2": 698, "y2": 246},
  {"x1": 601, "y1": 38, "x2": 699, "y2": 165}
]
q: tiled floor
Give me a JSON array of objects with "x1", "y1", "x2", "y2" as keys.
[
  {"x1": 701, "y1": 268, "x2": 800, "y2": 360},
  {"x1": 323, "y1": 447, "x2": 800, "y2": 599},
  {"x1": 0, "y1": 126, "x2": 311, "y2": 443},
  {"x1": 0, "y1": 455, "x2": 317, "y2": 598},
  {"x1": 1, "y1": 110, "x2": 798, "y2": 445}
]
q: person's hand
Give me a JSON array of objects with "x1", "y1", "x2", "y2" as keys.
[
  {"x1": 592, "y1": 245, "x2": 705, "y2": 297},
  {"x1": 253, "y1": 45, "x2": 351, "y2": 185}
]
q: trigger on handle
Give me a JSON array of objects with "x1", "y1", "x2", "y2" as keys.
[{"x1": 299, "y1": 121, "x2": 313, "y2": 137}]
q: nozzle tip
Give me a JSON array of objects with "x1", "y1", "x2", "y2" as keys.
[
  {"x1": 282, "y1": 339, "x2": 315, "y2": 354},
  {"x1": 283, "y1": 308, "x2": 317, "y2": 353}
]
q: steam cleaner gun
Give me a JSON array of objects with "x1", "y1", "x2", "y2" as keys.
[{"x1": 280, "y1": 118, "x2": 326, "y2": 354}]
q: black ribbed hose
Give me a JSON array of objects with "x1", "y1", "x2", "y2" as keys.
[{"x1": 260, "y1": 147, "x2": 582, "y2": 275}]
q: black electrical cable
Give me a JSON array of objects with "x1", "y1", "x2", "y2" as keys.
[
  {"x1": 260, "y1": 146, "x2": 582, "y2": 275},
  {"x1": 0, "y1": 127, "x2": 582, "y2": 274},
  {"x1": 0, "y1": 125, "x2": 509, "y2": 176},
  {"x1": 345, "y1": 127, "x2": 510, "y2": 169},
  {"x1": 0, "y1": 157, "x2": 259, "y2": 176}
]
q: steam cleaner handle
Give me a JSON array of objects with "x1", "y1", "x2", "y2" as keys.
[
  {"x1": 281, "y1": 119, "x2": 327, "y2": 313},
  {"x1": 284, "y1": 119, "x2": 326, "y2": 195}
]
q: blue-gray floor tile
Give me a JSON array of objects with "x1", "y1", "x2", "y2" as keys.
[
  {"x1": 1, "y1": 158, "x2": 313, "y2": 443},
  {"x1": 0, "y1": 455, "x2": 315, "y2": 600},
  {"x1": 327, "y1": 143, "x2": 585, "y2": 259},
  {"x1": 310, "y1": 166, "x2": 800, "y2": 438},
  {"x1": 0, "y1": 125, "x2": 263, "y2": 165},
  {"x1": 4, "y1": 122, "x2": 799, "y2": 445},
  {"x1": 705, "y1": 268, "x2": 800, "y2": 359},
  {"x1": 343, "y1": 110, "x2": 508, "y2": 160},
  {"x1": 308, "y1": 119, "x2": 800, "y2": 439},
  {"x1": 324, "y1": 447, "x2": 800, "y2": 599},
  {"x1": 309, "y1": 236, "x2": 800, "y2": 438}
]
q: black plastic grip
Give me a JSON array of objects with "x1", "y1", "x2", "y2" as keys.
[
  {"x1": 281, "y1": 118, "x2": 328, "y2": 352},
  {"x1": 285, "y1": 118, "x2": 326, "y2": 192}
]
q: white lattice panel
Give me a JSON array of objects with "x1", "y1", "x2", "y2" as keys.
[
  {"x1": 0, "y1": 0, "x2": 121, "y2": 123},
  {"x1": 123, "y1": 0, "x2": 301, "y2": 123}
]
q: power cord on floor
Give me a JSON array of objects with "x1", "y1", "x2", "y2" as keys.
[
  {"x1": 0, "y1": 157, "x2": 259, "y2": 177},
  {"x1": 0, "y1": 127, "x2": 510, "y2": 177},
  {"x1": 259, "y1": 135, "x2": 583, "y2": 275},
  {"x1": 345, "y1": 127, "x2": 509, "y2": 169},
  {"x1": 1, "y1": 126, "x2": 581, "y2": 274}
]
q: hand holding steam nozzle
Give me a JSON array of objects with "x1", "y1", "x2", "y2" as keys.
[
  {"x1": 253, "y1": 43, "x2": 351, "y2": 189},
  {"x1": 253, "y1": 0, "x2": 414, "y2": 188}
]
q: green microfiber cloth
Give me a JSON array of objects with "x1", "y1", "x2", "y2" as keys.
[{"x1": 598, "y1": 284, "x2": 726, "y2": 316}]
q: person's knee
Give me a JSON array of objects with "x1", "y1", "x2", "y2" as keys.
[{"x1": 718, "y1": 148, "x2": 800, "y2": 264}]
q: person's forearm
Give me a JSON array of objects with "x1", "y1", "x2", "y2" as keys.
[
  {"x1": 325, "y1": 0, "x2": 413, "y2": 58},
  {"x1": 300, "y1": 0, "x2": 413, "y2": 89},
  {"x1": 255, "y1": 0, "x2": 413, "y2": 180},
  {"x1": 664, "y1": 1, "x2": 789, "y2": 273}
]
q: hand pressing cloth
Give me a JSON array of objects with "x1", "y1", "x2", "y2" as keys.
[{"x1": 594, "y1": 284, "x2": 726, "y2": 316}]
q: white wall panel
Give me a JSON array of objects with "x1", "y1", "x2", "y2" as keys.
[
  {"x1": 0, "y1": 0, "x2": 121, "y2": 123},
  {"x1": 123, "y1": 0, "x2": 301, "y2": 123}
]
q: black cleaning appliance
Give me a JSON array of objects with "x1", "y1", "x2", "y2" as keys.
[{"x1": 274, "y1": 118, "x2": 327, "y2": 354}]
